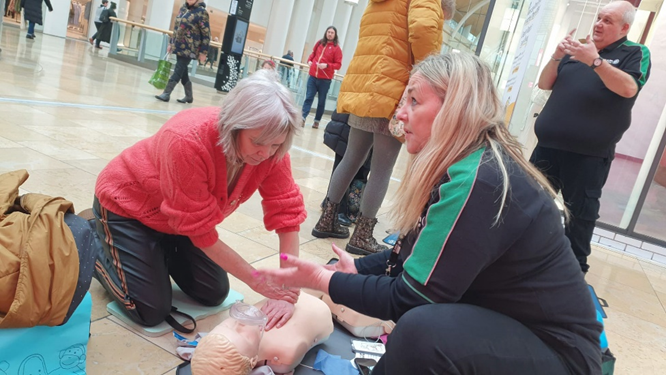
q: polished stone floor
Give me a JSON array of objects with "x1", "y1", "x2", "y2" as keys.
[{"x1": 1, "y1": 26, "x2": 665, "y2": 374}]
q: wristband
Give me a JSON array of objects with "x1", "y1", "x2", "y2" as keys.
[{"x1": 551, "y1": 55, "x2": 562, "y2": 62}]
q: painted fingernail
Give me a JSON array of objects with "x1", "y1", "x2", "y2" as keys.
[{"x1": 280, "y1": 253, "x2": 288, "y2": 260}]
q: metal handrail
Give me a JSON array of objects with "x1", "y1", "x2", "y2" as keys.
[{"x1": 109, "y1": 17, "x2": 343, "y2": 80}]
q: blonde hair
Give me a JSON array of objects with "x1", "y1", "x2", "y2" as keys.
[
  {"x1": 217, "y1": 69, "x2": 302, "y2": 165},
  {"x1": 191, "y1": 333, "x2": 257, "y2": 375},
  {"x1": 391, "y1": 53, "x2": 562, "y2": 234}
]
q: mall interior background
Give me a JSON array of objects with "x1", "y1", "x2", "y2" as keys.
[{"x1": 3, "y1": 0, "x2": 666, "y2": 257}]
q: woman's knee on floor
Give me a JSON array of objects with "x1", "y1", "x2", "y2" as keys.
[
  {"x1": 182, "y1": 274, "x2": 231, "y2": 307},
  {"x1": 132, "y1": 297, "x2": 173, "y2": 327}
]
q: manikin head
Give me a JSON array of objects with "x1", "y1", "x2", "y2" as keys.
[{"x1": 191, "y1": 303, "x2": 267, "y2": 375}]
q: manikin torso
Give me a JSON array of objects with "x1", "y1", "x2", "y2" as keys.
[{"x1": 192, "y1": 293, "x2": 333, "y2": 375}]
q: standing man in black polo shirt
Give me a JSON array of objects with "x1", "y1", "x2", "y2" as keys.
[{"x1": 531, "y1": 0, "x2": 651, "y2": 274}]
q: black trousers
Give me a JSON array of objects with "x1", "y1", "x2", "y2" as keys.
[
  {"x1": 170, "y1": 56, "x2": 192, "y2": 85},
  {"x1": 530, "y1": 146, "x2": 613, "y2": 273},
  {"x1": 91, "y1": 21, "x2": 102, "y2": 40},
  {"x1": 62, "y1": 213, "x2": 98, "y2": 324},
  {"x1": 372, "y1": 304, "x2": 569, "y2": 375},
  {"x1": 92, "y1": 197, "x2": 230, "y2": 326}
]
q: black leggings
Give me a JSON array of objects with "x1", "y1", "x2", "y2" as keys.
[
  {"x1": 91, "y1": 197, "x2": 230, "y2": 326},
  {"x1": 170, "y1": 56, "x2": 192, "y2": 85},
  {"x1": 372, "y1": 304, "x2": 570, "y2": 375}
]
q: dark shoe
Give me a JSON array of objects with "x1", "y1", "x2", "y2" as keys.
[
  {"x1": 345, "y1": 214, "x2": 389, "y2": 255},
  {"x1": 89, "y1": 37, "x2": 94, "y2": 45},
  {"x1": 312, "y1": 198, "x2": 350, "y2": 239},
  {"x1": 26, "y1": 34, "x2": 34, "y2": 39},
  {"x1": 156, "y1": 80, "x2": 177, "y2": 102},
  {"x1": 312, "y1": 121, "x2": 319, "y2": 129},
  {"x1": 337, "y1": 213, "x2": 352, "y2": 227},
  {"x1": 177, "y1": 81, "x2": 193, "y2": 103},
  {"x1": 95, "y1": 45, "x2": 102, "y2": 49}
]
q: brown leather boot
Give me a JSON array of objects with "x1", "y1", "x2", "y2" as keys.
[
  {"x1": 345, "y1": 214, "x2": 389, "y2": 255},
  {"x1": 312, "y1": 198, "x2": 350, "y2": 239}
]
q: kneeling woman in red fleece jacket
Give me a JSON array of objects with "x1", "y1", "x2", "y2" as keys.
[{"x1": 92, "y1": 70, "x2": 306, "y2": 331}]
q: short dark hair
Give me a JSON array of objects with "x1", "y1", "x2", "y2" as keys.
[{"x1": 102, "y1": 0, "x2": 108, "y2": 3}]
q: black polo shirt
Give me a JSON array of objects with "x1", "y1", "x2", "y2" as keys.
[{"x1": 535, "y1": 36, "x2": 651, "y2": 158}]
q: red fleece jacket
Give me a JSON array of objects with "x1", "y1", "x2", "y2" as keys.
[{"x1": 95, "y1": 107, "x2": 306, "y2": 248}]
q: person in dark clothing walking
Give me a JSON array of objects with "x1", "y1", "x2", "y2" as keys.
[
  {"x1": 279, "y1": 50, "x2": 294, "y2": 84},
  {"x1": 156, "y1": 0, "x2": 210, "y2": 104},
  {"x1": 203, "y1": 36, "x2": 219, "y2": 69},
  {"x1": 256, "y1": 53, "x2": 603, "y2": 375},
  {"x1": 89, "y1": 0, "x2": 108, "y2": 45},
  {"x1": 21, "y1": 0, "x2": 53, "y2": 39},
  {"x1": 94, "y1": 1, "x2": 116, "y2": 49}
]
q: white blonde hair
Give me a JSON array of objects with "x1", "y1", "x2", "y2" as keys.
[
  {"x1": 217, "y1": 69, "x2": 302, "y2": 165},
  {"x1": 391, "y1": 53, "x2": 562, "y2": 234}
]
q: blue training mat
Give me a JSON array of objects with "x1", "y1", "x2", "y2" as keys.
[
  {"x1": 0, "y1": 292, "x2": 92, "y2": 375},
  {"x1": 107, "y1": 285, "x2": 244, "y2": 337},
  {"x1": 588, "y1": 284, "x2": 608, "y2": 319}
]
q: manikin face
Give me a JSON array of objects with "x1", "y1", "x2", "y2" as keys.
[
  {"x1": 237, "y1": 128, "x2": 287, "y2": 165},
  {"x1": 593, "y1": 3, "x2": 630, "y2": 49},
  {"x1": 326, "y1": 28, "x2": 336, "y2": 42},
  {"x1": 396, "y1": 74, "x2": 444, "y2": 154}
]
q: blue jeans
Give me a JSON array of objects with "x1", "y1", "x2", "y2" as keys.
[
  {"x1": 28, "y1": 21, "x2": 36, "y2": 36},
  {"x1": 302, "y1": 76, "x2": 332, "y2": 122}
]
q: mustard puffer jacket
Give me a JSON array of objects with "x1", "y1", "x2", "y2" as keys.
[
  {"x1": 337, "y1": 0, "x2": 444, "y2": 119},
  {"x1": 0, "y1": 170, "x2": 79, "y2": 328}
]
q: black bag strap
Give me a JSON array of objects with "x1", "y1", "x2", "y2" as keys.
[{"x1": 165, "y1": 306, "x2": 196, "y2": 334}]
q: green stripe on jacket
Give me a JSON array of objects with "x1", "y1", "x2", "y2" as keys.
[
  {"x1": 404, "y1": 148, "x2": 485, "y2": 285},
  {"x1": 622, "y1": 40, "x2": 651, "y2": 87}
]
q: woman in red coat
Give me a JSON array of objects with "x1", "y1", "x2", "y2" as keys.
[
  {"x1": 301, "y1": 26, "x2": 343, "y2": 129},
  {"x1": 92, "y1": 70, "x2": 306, "y2": 331}
]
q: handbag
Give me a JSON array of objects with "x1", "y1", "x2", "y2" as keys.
[
  {"x1": 388, "y1": 1, "x2": 414, "y2": 143},
  {"x1": 149, "y1": 54, "x2": 173, "y2": 90}
]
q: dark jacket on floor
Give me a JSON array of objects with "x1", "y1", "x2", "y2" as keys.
[
  {"x1": 97, "y1": 8, "x2": 117, "y2": 44},
  {"x1": 21, "y1": 0, "x2": 53, "y2": 25},
  {"x1": 324, "y1": 110, "x2": 372, "y2": 171}
]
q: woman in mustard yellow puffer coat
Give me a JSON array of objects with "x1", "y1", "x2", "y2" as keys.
[{"x1": 313, "y1": 0, "x2": 453, "y2": 255}]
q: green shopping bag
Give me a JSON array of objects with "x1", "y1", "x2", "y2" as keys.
[{"x1": 149, "y1": 55, "x2": 173, "y2": 90}]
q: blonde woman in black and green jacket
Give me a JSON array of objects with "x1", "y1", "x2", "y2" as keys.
[{"x1": 156, "y1": 0, "x2": 210, "y2": 104}]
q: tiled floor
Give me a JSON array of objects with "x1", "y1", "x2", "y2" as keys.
[{"x1": 1, "y1": 27, "x2": 665, "y2": 374}]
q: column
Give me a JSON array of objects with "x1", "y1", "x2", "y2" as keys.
[
  {"x1": 332, "y1": 0, "x2": 354, "y2": 49},
  {"x1": 284, "y1": 0, "x2": 314, "y2": 62},
  {"x1": 145, "y1": 0, "x2": 176, "y2": 30},
  {"x1": 263, "y1": 0, "x2": 295, "y2": 57},
  {"x1": 315, "y1": 0, "x2": 338, "y2": 45},
  {"x1": 339, "y1": 0, "x2": 366, "y2": 75},
  {"x1": 145, "y1": 0, "x2": 176, "y2": 59},
  {"x1": 127, "y1": 0, "x2": 145, "y2": 23},
  {"x1": 43, "y1": 0, "x2": 70, "y2": 38}
]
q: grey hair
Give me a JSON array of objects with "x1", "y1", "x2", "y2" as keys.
[
  {"x1": 217, "y1": 69, "x2": 302, "y2": 165},
  {"x1": 619, "y1": 1, "x2": 636, "y2": 26},
  {"x1": 441, "y1": 0, "x2": 455, "y2": 20}
]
